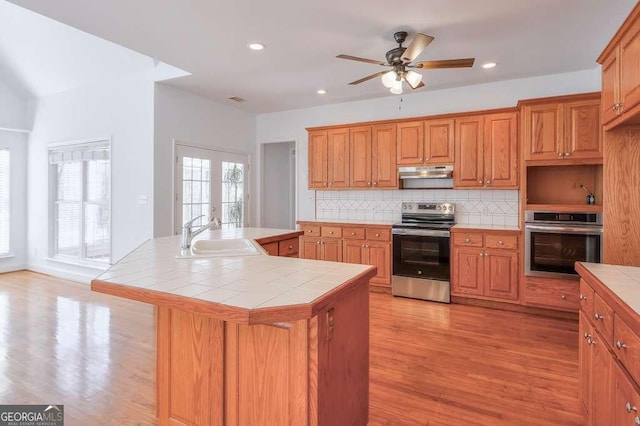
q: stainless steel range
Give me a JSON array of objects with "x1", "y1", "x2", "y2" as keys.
[{"x1": 392, "y1": 202, "x2": 455, "y2": 303}]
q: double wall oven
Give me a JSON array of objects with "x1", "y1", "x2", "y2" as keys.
[
  {"x1": 525, "y1": 211, "x2": 603, "y2": 278},
  {"x1": 392, "y1": 202, "x2": 455, "y2": 303}
]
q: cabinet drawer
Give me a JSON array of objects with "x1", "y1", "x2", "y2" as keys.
[
  {"x1": 301, "y1": 225, "x2": 320, "y2": 237},
  {"x1": 524, "y1": 278, "x2": 580, "y2": 311},
  {"x1": 278, "y1": 238, "x2": 299, "y2": 257},
  {"x1": 614, "y1": 314, "x2": 640, "y2": 382},
  {"x1": 484, "y1": 234, "x2": 518, "y2": 250},
  {"x1": 453, "y1": 233, "x2": 483, "y2": 247},
  {"x1": 343, "y1": 227, "x2": 365, "y2": 240},
  {"x1": 321, "y1": 226, "x2": 342, "y2": 238},
  {"x1": 613, "y1": 361, "x2": 640, "y2": 426},
  {"x1": 261, "y1": 241, "x2": 279, "y2": 256},
  {"x1": 593, "y1": 293, "x2": 614, "y2": 345},
  {"x1": 579, "y1": 279, "x2": 595, "y2": 319},
  {"x1": 366, "y1": 228, "x2": 391, "y2": 241}
]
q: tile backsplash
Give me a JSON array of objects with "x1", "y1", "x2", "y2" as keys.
[{"x1": 315, "y1": 189, "x2": 519, "y2": 226}]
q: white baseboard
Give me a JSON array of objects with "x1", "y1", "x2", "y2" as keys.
[
  {"x1": 0, "y1": 263, "x2": 28, "y2": 274},
  {"x1": 25, "y1": 264, "x2": 97, "y2": 285}
]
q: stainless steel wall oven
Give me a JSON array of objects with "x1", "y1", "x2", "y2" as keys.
[{"x1": 525, "y1": 211, "x2": 603, "y2": 278}]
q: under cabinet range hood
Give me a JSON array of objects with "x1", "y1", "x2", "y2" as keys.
[{"x1": 398, "y1": 165, "x2": 454, "y2": 189}]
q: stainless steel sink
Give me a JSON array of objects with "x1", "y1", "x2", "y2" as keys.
[{"x1": 177, "y1": 238, "x2": 263, "y2": 258}]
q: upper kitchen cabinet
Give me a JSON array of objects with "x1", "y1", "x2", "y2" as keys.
[
  {"x1": 454, "y1": 112, "x2": 518, "y2": 189},
  {"x1": 598, "y1": 4, "x2": 640, "y2": 130},
  {"x1": 350, "y1": 125, "x2": 397, "y2": 189},
  {"x1": 397, "y1": 119, "x2": 454, "y2": 166},
  {"x1": 521, "y1": 93, "x2": 602, "y2": 164},
  {"x1": 308, "y1": 128, "x2": 350, "y2": 189}
]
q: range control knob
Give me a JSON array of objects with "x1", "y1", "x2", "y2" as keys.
[{"x1": 436, "y1": 205, "x2": 442, "y2": 210}]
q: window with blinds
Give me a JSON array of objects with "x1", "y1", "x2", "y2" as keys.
[
  {"x1": 49, "y1": 141, "x2": 110, "y2": 263},
  {"x1": 0, "y1": 149, "x2": 9, "y2": 256}
]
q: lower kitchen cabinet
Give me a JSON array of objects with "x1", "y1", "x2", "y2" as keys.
[
  {"x1": 451, "y1": 229, "x2": 519, "y2": 302},
  {"x1": 343, "y1": 240, "x2": 391, "y2": 286},
  {"x1": 299, "y1": 236, "x2": 342, "y2": 262},
  {"x1": 256, "y1": 233, "x2": 302, "y2": 257},
  {"x1": 523, "y1": 276, "x2": 581, "y2": 312}
]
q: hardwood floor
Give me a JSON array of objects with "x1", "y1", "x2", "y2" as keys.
[{"x1": 0, "y1": 271, "x2": 583, "y2": 425}]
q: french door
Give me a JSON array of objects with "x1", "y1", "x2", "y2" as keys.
[{"x1": 174, "y1": 144, "x2": 248, "y2": 235}]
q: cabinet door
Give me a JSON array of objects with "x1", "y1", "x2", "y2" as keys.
[
  {"x1": 321, "y1": 239, "x2": 343, "y2": 262},
  {"x1": 451, "y1": 247, "x2": 484, "y2": 296},
  {"x1": 424, "y1": 119, "x2": 454, "y2": 164},
  {"x1": 396, "y1": 121, "x2": 424, "y2": 165},
  {"x1": 578, "y1": 312, "x2": 593, "y2": 415},
  {"x1": 367, "y1": 242, "x2": 392, "y2": 286},
  {"x1": 483, "y1": 249, "x2": 518, "y2": 301},
  {"x1": 602, "y1": 49, "x2": 620, "y2": 125},
  {"x1": 300, "y1": 237, "x2": 321, "y2": 260},
  {"x1": 308, "y1": 130, "x2": 328, "y2": 189},
  {"x1": 484, "y1": 112, "x2": 518, "y2": 188},
  {"x1": 454, "y1": 116, "x2": 484, "y2": 188},
  {"x1": 613, "y1": 361, "x2": 640, "y2": 426},
  {"x1": 620, "y1": 20, "x2": 640, "y2": 115},
  {"x1": 327, "y1": 128, "x2": 350, "y2": 188},
  {"x1": 591, "y1": 330, "x2": 613, "y2": 426},
  {"x1": 523, "y1": 103, "x2": 563, "y2": 162},
  {"x1": 371, "y1": 124, "x2": 397, "y2": 188},
  {"x1": 343, "y1": 240, "x2": 365, "y2": 265},
  {"x1": 564, "y1": 99, "x2": 602, "y2": 161},
  {"x1": 349, "y1": 126, "x2": 372, "y2": 188}
]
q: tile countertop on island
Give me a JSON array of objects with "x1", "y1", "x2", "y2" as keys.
[
  {"x1": 91, "y1": 227, "x2": 376, "y2": 325},
  {"x1": 576, "y1": 262, "x2": 640, "y2": 316}
]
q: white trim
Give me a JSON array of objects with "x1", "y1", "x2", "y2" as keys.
[
  {"x1": 0, "y1": 254, "x2": 15, "y2": 259},
  {"x1": 47, "y1": 136, "x2": 112, "y2": 149},
  {"x1": 26, "y1": 264, "x2": 96, "y2": 285},
  {"x1": 0, "y1": 127, "x2": 30, "y2": 134},
  {"x1": 0, "y1": 263, "x2": 27, "y2": 274},
  {"x1": 47, "y1": 256, "x2": 110, "y2": 271},
  {"x1": 173, "y1": 139, "x2": 251, "y2": 157}
]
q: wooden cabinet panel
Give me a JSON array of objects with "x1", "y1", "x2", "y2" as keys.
[
  {"x1": 343, "y1": 227, "x2": 365, "y2": 240},
  {"x1": 278, "y1": 238, "x2": 299, "y2": 257},
  {"x1": 372, "y1": 124, "x2": 397, "y2": 188},
  {"x1": 300, "y1": 237, "x2": 321, "y2": 260},
  {"x1": 300, "y1": 225, "x2": 320, "y2": 237},
  {"x1": 523, "y1": 103, "x2": 563, "y2": 161},
  {"x1": 424, "y1": 119, "x2": 454, "y2": 164},
  {"x1": 308, "y1": 130, "x2": 328, "y2": 189},
  {"x1": 614, "y1": 314, "x2": 640, "y2": 383},
  {"x1": 366, "y1": 228, "x2": 390, "y2": 242},
  {"x1": 343, "y1": 240, "x2": 365, "y2": 265},
  {"x1": 321, "y1": 239, "x2": 343, "y2": 262},
  {"x1": 483, "y1": 250, "x2": 518, "y2": 301},
  {"x1": 349, "y1": 126, "x2": 372, "y2": 188},
  {"x1": 261, "y1": 242, "x2": 279, "y2": 256},
  {"x1": 327, "y1": 128, "x2": 350, "y2": 188},
  {"x1": 367, "y1": 242, "x2": 391, "y2": 285},
  {"x1": 602, "y1": 49, "x2": 621, "y2": 125},
  {"x1": 594, "y1": 293, "x2": 615, "y2": 345},
  {"x1": 580, "y1": 279, "x2": 595, "y2": 319},
  {"x1": 396, "y1": 121, "x2": 424, "y2": 165},
  {"x1": 321, "y1": 226, "x2": 342, "y2": 238},
  {"x1": 452, "y1": 247, "x2": 484, "y2": 296},
  {"x1": 454, "y1": 116, "x2": 484, "y2": 188},
  {"x1": 523, "y1": 277, "x2": 580, "y2": 312},
  {"x1": 579, "y1": 312, "x2": 593, "y2": 415},
  {"x1": 564, "y1": 99, "x2": 602, "y2": 160},
  {"x1": 452, "y1": 232, "x2": 483, "y2": 248},
  {"x1": 613, "y1": 361, "x2": 640, "y2": 426},
  {"x1": 484, "y1": 234, "x2": 518, "y2": 250},
  {"x1": 620, "y1": 20, "x2": 640, "y2": 115},
  {"x1": 591, "y1": 329, "x2": 613, "y2": 426},
  {"x1": 484, "y1": 112, "x2": 518, "y2": 188}
]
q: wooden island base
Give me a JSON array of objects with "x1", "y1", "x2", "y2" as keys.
[{"x1": 154, "y1": 278, "x2": 370, "y2": 426}]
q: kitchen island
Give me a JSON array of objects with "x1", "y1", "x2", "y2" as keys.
[{"x1": 91, "y1": 228, "x2": 376, "y2": 426}]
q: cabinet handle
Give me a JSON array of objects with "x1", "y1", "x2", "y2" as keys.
[
  {"x1": 634, "y1": 415, "x2": 640, "y2": 426},
  {"x1": 479, "y1": 252, "x2": 484, "y2": 257},
  {"x1": 579, "y1": 294, "x2": 587, "y2": 301},
  {"x1": 564, "y1": 152, "x2": 571, "y2": 157},
  {"x1": 329, "y1": 231, "x2": 334, "y2": 234},
  {"x1": 316, "y1": 241, "x2": 320, "y2": 245},
  {"x1": 484, "y1": 252, "x2": 489, "y2": 256},
  {"x1": 465, "y1": 238, "x2": 471, "y2": 243},
  {"x1": 373, "y1": 181, "x2": 378, "y2": 186},
  {"x1": 583, "y1": 332, "x2": 589, "y2": 339},
  {"x1": 361, "y1": 244, "x2": 365, "y2": 248},
  {"x1": 420, "y1": 157, "x2": 424, "y2": 161},
  {"x1": 425, "y1": 157, "x2": 430, "y2": 161},
  {"x1": 561, "y1": 295, "x2": 566, "y2": 300},
  {"x1": 616, "y1": 340, "x2": 628, "y2": 350},
  {"x1": 328, "y1": 182, "x2": 333, "y2": 186},
  {"x1": 558, "y1": 152, "x2": 564, "y2": 158},
  {"x1": 498, "y1": 240, "x2": 504, "y2": 245},
  {"x1": 375, "y1": 233, "x2": 380, "y2": 237},
  {"x1": 612, "y1": 104, "x2": 618, "y2": 111},
  {"x1": 594, "y1": 312, "x2": 604, "y2": 321},
  {"x1": 626, "y1": 402, "x2": 638, "y2": 413},
  {"x1": 351, "y1": 232, "x2": 356, "y2": 236},
  {"x1": 486, "y1": 180, "x2": 491, "y2": 185},
  {"x1": 324, "y1": 182, "x2": 328, "y2": 187},
  {"x1": 288, "y1": 245, "x2": 293, "y2": 249},
  {"x1": 478, "y1": 180, "x2": 483, "y2": 184},
  {"x1": 367, "y1": 181, "x2": 371, "y2": 186},
  {"x1": 587, "y1": 336, "x2": 596, "y2": 345},
  {"x1": 307, "y1": 229, "x2": 312, "y2": 233}
]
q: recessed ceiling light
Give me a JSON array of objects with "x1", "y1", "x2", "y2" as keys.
[
  {"x1": 317, "y1": 89, "x2": 327, "y2": 95},
  {"x1": 247, "y1": 42, "x2": 266, "y2": 51},
  {"x1": 482, "y1": 62, "x2": 497, "y2": 69}
]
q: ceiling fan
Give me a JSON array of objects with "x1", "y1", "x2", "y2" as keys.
[{"x1": 337, "y1": 31, "x2": 475, "y2": 94}]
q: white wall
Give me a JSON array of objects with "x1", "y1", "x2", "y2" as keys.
[
  {"x1": 262, "y1": 141, "x2": 295, "y2": 229},
  {"x1": 0, "y1": 79, "x2": 30, "y2": 131},
  {"x1": 27, "y1": 72, "x2": 155, "y2": 282},
  {"x1": 153, "y1": 83, "x2": 256, "y2": 238},
  {"x1": 0, "y1": 130, "x2": 28, "y2": 272},
  {"x1": 256, "y1": 68, "x2": 601, "y2": 221}
]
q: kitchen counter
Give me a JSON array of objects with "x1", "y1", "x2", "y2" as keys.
[
  {"x1": 576, "y1": 262, "x2": 640, "y2": 315},
  {"x1": 91, "y1": 228, "x2": 373, "y2": 425},
  {"x1": 298, "y1": 218, "x2": 395, "y2": 226},
  {"x1": 452, "y1": 224, "x2": 521, "y2": 232}
]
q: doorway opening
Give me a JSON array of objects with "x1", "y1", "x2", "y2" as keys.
[{"x1": 261, "y1": 142, "x2": 295, "y2": 229}]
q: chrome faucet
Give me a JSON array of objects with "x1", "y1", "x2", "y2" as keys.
[{"x1": 181, "y1": 215, "x2": 221, "y2": 249}]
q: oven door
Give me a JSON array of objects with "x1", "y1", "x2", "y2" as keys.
[
  {"x1": 525, "y1": 224, "x2": 603, "y2": 277},
  {"x1": 392, "y1": 229, "x2": 451, "y2": 281}
]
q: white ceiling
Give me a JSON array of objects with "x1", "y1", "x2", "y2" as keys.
[{"x1": 7, "y1": 0, "x2": 638, "y2": 111}]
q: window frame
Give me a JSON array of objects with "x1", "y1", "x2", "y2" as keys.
[
  {"x1": 48, "y1": 139, "x2": 112, "y2": 267},
  {"x1": 0, "y1": 148, "x2": 10, "y2": 257}
]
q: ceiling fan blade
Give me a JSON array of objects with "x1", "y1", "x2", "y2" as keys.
[
  {"x1": 401, "y1": 33, "x2": 435, "y2": 63},
  {"x1": 337, "y1": 54, "x2": 387, "y2": 66},
  {"x1": 406, "y1": 80, "x2": 426, "y2": 90},
  {"x1": 414, "y1": 58, "x2": 476, "y2": 69},
  {"x1": 348, "y1": 71, "x2": 388, "y2": 85}
]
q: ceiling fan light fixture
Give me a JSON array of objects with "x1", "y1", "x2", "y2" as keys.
[
  {"x1": 247, "y1": 42, "x2": 266, "y2": 51},
  {"x1": 482, "y1": 62, "x2": 497, "y2": 69},
  {"x1": 317, "y1": 89, "x2": 327, "y2": 95},
  {"x1": 405, "y1": 70, "x2": 422, "y2": 88},
  {"x1": 390, "y1": 79, "x2": 403, "y2": 94},
  {"x1": 381, "y1": 71, "x2": 397, "y2": 88}
]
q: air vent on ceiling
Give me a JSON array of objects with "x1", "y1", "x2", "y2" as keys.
[{"x1": 228, "y1": 96, "x2": 246, "y2": 103}]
